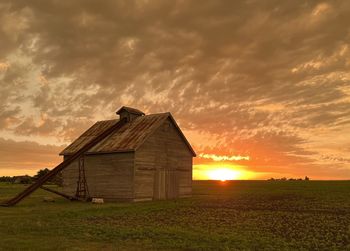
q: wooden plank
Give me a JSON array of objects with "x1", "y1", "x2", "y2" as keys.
[
  {"x1": 134, "y1": 118, "x2": 193, "y2": 200},
  {"x1": 62, "y1": 152, "x2": 134, "y2": 200},
  {"x1": 85, "y1": 153, "x2": 134, "y2": 199},
  {"x1": 134, "y1": 169, "x2": 154, "y2": 198}
]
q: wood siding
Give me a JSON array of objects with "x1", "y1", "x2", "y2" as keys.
[
  {"x1": 134, "y1": 118, "x2": 193, "y2": 200},
  {"x1": 62, "y1": 117, "x2": 193, "y2": 202},
  {"x1": 62, "y1": 153, "x2": 134, "y2": 201},
  {"x1": 62, "y1": 156, "x2": 79, "y2": 195}
]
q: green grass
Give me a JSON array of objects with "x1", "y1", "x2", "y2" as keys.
[{"x1": 0, "y1": 181, "x2": 350, "y2": 250}]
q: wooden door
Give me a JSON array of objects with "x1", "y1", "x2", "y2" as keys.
[
  {"x1": 153, "y1": 169, "x2": 178, "y2": 200},
  {"x1": 154, "y1": 168, "x2": 166, "y2": 200},
  {"x1": 166, "y1": 169, "x2": 178, "y2": 199}
]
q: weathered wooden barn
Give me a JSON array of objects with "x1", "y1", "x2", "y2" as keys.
[{"x1": 59, "y1": 106, "x2": 196, "y2": 202}]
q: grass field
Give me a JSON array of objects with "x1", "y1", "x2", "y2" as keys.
[{"x1": 0, "y1": 181, "x2": 350, "y2": 250}]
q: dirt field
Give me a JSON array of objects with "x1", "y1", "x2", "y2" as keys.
[{"x1": 0, "y1": 180, "x2": 349, "y2": 250}]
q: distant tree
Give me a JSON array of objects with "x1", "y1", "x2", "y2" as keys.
[
  {"x1": 0, "y1": 176, "x2": 14, "y2": 182},
  {"x1": 34, "y1": 168, "x2": 50, "y2": 180},
  {"x1": 267, "y1": 177, "x2": 310, "y2": 181},
  {"x1": 33, "y1": 168, "x2": 62, "y2": 186},
  {"x1": 19, "y1": 176, "x2": 32, "y2": 184}
]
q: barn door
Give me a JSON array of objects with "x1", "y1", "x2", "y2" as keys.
[
  {"x1": 154, "y1": 169, "x2": 166, "y2": 200},
  {"x1": 166, "y1": 169, "x2": 178, "y2": 199},
  {"x1": 153, "y1": 169, "x2": 178, "y2": 200}
]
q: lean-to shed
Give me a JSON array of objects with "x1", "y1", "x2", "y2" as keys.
[{"x1": 59, "y1": 106, "x2": 196, "y2": 201}]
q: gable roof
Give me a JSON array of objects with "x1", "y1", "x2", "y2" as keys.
[{"x1": 60, "y1": 113, "x2": 196, "y2": 156}]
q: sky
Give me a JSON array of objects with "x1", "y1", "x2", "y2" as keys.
[{"x1": 0, "y1": 0, "x2": 349, "y2": 180}]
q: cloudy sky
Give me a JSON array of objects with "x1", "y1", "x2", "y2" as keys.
[{"x1": 0, "y1": 0, "x2": 349, "y2": 179}]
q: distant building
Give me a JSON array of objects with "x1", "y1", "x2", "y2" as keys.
[
  {"x1": 60, "y1": 106, "x2": 196, "y2": 202},
  {"x1": 13, "y1": 175, "x2": 32, "y2": 184}
]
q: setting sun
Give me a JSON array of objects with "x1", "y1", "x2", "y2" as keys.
[
  {"x1": 193, "y1": 164, "x2": 252, "y2": 180},
  {"x1": 207, "y1": 168, "x2": 242, "y2": 181}
]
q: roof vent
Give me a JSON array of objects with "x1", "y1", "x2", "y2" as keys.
[{"x1": 116, "y1": 106, "x2": 145, "y2": 122}]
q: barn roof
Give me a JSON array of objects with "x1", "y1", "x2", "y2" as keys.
[{"x1": 59, "y1": 112, "x2": 196, "y2": 156}]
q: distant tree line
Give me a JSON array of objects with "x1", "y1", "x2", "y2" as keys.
[
  {"x1": 0, "y1": 176, "x2": 14, "y2": 182},
  {"x1": 0, "y1": 168, "x2": 62, "y2": 186},
  {"x1": 268, "y1": 176, "x2": 310, "y2": 181}
]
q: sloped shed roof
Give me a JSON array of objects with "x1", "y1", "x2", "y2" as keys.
[{"x1": 60, "y1": 113, "x2": 196, "y2": 156}]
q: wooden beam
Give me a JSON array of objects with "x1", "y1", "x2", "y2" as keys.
[
  {"x1": 40, "y1": 186, "x2": 78, "y2": 201},
  {"x1": 0, "y1": 117, "x2": 127, "y2": 207}
]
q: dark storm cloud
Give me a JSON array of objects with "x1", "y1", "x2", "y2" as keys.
[{"x1": 0, "y1": 0, "x2": 349, "y2": 177}]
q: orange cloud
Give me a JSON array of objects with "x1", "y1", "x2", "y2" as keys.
[
  {"x1": 199, "y1": 153, "x2": 250, "y2": 161},
  {"x1": 0, "y1": 62, "x2": 10, "y2": 71}
]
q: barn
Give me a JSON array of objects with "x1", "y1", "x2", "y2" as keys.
[{"x1": 59, "y1": 106, "x2": 196, "y2": 202}]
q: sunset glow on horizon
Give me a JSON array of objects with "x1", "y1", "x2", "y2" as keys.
[{"x1": 193, "y1": 163, "x2": 254, "y2": 181}]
